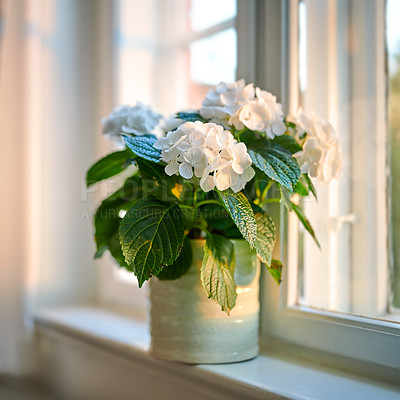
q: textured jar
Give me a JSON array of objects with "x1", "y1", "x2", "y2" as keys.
[{"x1": 149, "y1": 239, "x2": 260, "y2": 364}]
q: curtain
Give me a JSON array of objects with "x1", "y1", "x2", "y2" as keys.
[{"x1": 0, "y1": 0, "x2": 104, "y2": 374}]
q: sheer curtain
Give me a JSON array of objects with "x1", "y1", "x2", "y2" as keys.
[
  {"x1": 0, "y1": 0, "x2": 29, "y2": 374},
  {"x1": 0, "y1": 0, "x2": 108, "y2": 374}
]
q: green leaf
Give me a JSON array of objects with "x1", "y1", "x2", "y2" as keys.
[
  {"x1": 119, "y1": 197, "x2": 185, "y2": 287},
  {"x1": 268, "y1": 259, "x2": 283, "y2": 284},
  {"x1": 284, "y1": 120, "x2": 297, "y2": 129},
  {"x1": 279, "y1": 186, "x2": 293, "y2": 211},
  {"x1": 157, "y1": 236, "x2": 192, "y2": 280},
  {"x1": 294, "y1": 180, "x2": 309, "y2": 197},
  {"x1": 86, "y1": 150, "x2": 133, "y2": 187},
  {"x1": 248, "y1": 141, "x2": 300, "y2": 193},
  {"x1": 272, "y1": 135, "x2": 302, "y2": 154},
  {"x1": 217, "y1": 189, "x2": 257, "y2": 248},
  {"x1": 255, "y1": 213, "x2": 276, "y2": 266},
  {"x1": 201, "y1": 233, "x2": 236, "y2": 313},
  {"x1": 108, "y1": 232, "x2": 131, "y2": 270},
  {"x1": 291, "y1": 202, "x2": 320, "y2": 248},
  {"x1": 124, "y1": 135, "x2": 162, "y2": 163},
  {"x1": 176, "y1": 112, "x2": 207, "y2": 123},
  {"x1": 303, "y1": 173, "x2": 318, "y2": 201},
  {"x1": 135, "y1": 157, "x2": 184, "y2": 202},
  {"x1": 94, "y1": 174, "x2": 142, "y2": 257}
]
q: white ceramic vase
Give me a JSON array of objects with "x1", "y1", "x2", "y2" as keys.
[{"x1": 149, "y1": 239, "x2": 260, "y2": 364}]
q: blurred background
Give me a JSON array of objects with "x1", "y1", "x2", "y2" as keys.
[{"x1": 1, "y1": 0, "x2": 400, "y2": 398}]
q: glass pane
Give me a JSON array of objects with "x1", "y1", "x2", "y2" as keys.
[
  {"x1": 190, "y1": 0, "x2": 236, "y2": 31},
  {"x1": 115, "y1": 0, "x2": 237, "y2": 114},
  {"x1": 190, "y1": 28, "x2": 237, "y2": 85},
  {"x1": 387, "y1": 0, "x2": 400, "y2": 310},
  {"x1": 295, "y1": 1, "x2": 392, "y2": 320}
]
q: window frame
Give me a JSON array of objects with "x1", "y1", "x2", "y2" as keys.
[{"x1": 253, "y1": 0, "x2": 400, "y2": 378}]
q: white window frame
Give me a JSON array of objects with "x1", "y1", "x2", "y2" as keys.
[{"x1": 249, "y1": 0, "x2": 400, "y2": 379}]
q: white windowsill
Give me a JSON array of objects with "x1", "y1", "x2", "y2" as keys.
[{"x1": 34, "y1": 306, "x2": 400, "y2": 400}]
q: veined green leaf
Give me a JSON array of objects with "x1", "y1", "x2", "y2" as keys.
[
  {"x1": 119, "y1": 197, "x2": 185, "y2": 287},
  {"x1": 218, "y1": 189, "x2": 257, "y2": 248},
  {"x1": 108, "y1": 231, "x2": 131, "y2": 270},
  {"x1": 255, "y1": 213, "x2": 276, "y2": 266},
  {"x1": 124, "y1": 135, "x2": 162, "y2": 163},
  {"x1": 201, "y1": 233, "x2": 236, "y2": 313},
  {"x1": 86, "y1": 149, "x2": 133, "y2": 187},
  {"x1": 248, "y1": 141, "x2": 300, "y2": 193},
  {"x1": 176, "y1": 112, "x2": 207, "y2": 123},
  {"x1": 291, "y1": 202, "x2": 320, "y2": 248},
  {"x1": 271, "y1": 135, "x2": 302, "y2": 155},
  {"x1": 157, "y1": 235, "x2": 192, "y2": 280}
]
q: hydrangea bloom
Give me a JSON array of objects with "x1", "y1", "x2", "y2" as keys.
[
  {"x1": 102, "y1": 102, "x2": 162, "y2": 140},
  {"x1": 200, "y1": 79, "x2": 286, "y2": 140},
  {"x1": 291, "y1": 110, "x2": 342, "y2": 184},
  {"x1": 230, "y1": 88, "x2": 286, "y2": 139},
  {"x1": 154, "y1": 121, "x2": 254, "y2": 193},
  {"x1": 200, "y1": 79, "x2": 255, "y2": 121}
]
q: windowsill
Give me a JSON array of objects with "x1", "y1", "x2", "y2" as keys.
[{"x1": 34, "y1": 306, "x2": 400, "y2": 400}]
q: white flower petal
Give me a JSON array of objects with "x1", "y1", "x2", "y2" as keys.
[
  {"x1": 165, "y1": 160, "x2": 179, "y2": 176},
  {"x1": 271, "y1": 120, "x2": 286, "y2": 136},
  {"x1": 232, "y1": 161, "x2": 244, "y2": 174},
  {"x1": 162, "y1": 147, "x2": 180, "y2": 161},
  {"x1": 179, "y1": 163, "x2": 193, "y2": 179},
  {"x1": 200, "y1": 175, "x2": 215, "y2": 192},
  {"x1": 154, "y1": 137, "x2": 171, "y2": 150},
  {"x1": 176, "y1": 141, "x2": 191, "y2": 151},
  {"x1": 215, "y1": 169, "x2": 232, "y2": 191}
]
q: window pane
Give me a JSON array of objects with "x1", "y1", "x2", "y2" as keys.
[
  {"x1": 387, "y1": 0, "x2": 400, "y2": 310},
  {"x1": 190, "y1": 28, "x2": 237, "y2": 85},
  {"x1": 190, "y1": 0, "x2": 236, "y2": 31},
  {"x1": 295, "y1": 1, "x2": 392, "y2": 320},
  {"x1": 115, "y1": 0, "x2": 237, "y2": 113}
]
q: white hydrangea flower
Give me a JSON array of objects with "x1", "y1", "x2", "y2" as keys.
[
  {"x1": 230, "y1": 88, "x2": 286, "y2": 139},
  {"x1": 102, "y1": 105, "x2": 132, "y2": 138},
  {"x1": 154, "y1": 121, "x2": 254, "y2": 193},
  {"x1": 291, "y1": 110, "x2": 342, "y2": 184},
  {"x1": 200, "y1": 79, "x2": 255, "y2": 121},
  {"x1": 102, "y1": 102, "x2": 162, "y2": 141},
  {"x1": 200, "y1": 143, "x2": 255, "y2": 192}
]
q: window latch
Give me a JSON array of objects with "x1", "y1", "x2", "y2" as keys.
[{"x1": 329, "y1": 213, "x2": 358, "y2": 232}]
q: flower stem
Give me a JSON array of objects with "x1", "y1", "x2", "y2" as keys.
[
  {"x1": 193, "y1": 186, "x2": 198, "y2": 207},
  {"x1": 261, "y1": 180, "x2": 273, "y2": 200}
]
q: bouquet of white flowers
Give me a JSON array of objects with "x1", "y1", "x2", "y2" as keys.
[{"x1": 87, "y1": 79, "x2": 342, "y2": 313}]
